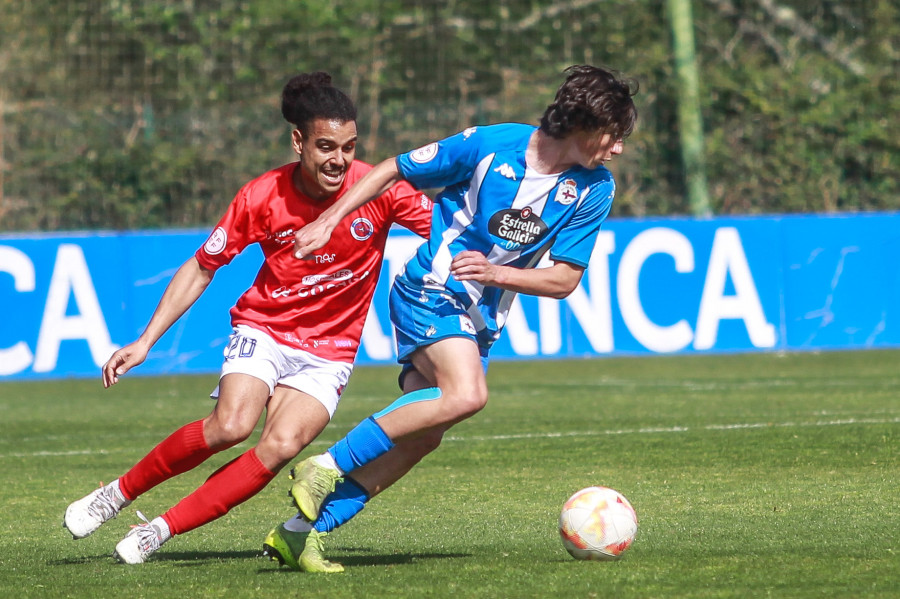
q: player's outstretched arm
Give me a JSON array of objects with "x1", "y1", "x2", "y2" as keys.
[
  {"x1": 293, "y1": 157, "x2": 404, "y2": 259},
  {"x1": 102, "y1": 340, "x2": 152, "y2": 389},
  {"x1": 449, "y1": 251, "x2": 584, "y2": 299},
  {"x1": 102, "y1": 255, "x2": 214, "y2": 388}
]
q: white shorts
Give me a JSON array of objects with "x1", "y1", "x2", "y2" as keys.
[{"x1": 211, "y1": 324, "x2": 353, "y2": 418}]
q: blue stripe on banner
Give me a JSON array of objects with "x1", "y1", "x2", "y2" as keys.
[{"x1": 2, "y1": 213, "x2": 898, "y2": 380}]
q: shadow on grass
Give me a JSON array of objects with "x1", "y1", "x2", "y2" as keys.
[
  {"x1": 258, "y1": 548, "x2": 473, "y2": 574},
  {"x1": 48, "y1": 550, "x2": 260, "y2": 566},
  {"x1": 50, "y1": 548, "x2": 471, "y2": 569},
  {"x1": 343, "y1": 551, "x2": 472, "y2": 567}
]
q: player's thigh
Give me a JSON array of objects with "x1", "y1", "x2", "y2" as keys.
[
  {"x1": 411, "y1": 337, "x2": 488, "y2": 400},
  {"x1": 205, "y1": 372, "x2": 271, "y2": 443},
  {"x1": 259, "y1": 385, "x2": 331, "y2": 451}
]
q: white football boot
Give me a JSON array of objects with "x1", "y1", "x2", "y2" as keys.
[
  {"x1": 113, "y1": 511, "x2": 167, "y2": 564},
  {"x1": 63, "y1": 481, "x2": 130, "y2": 539}
]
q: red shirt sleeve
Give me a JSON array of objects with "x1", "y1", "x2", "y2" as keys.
[
  {"x1": 387, "y1": 180, "x2": 432, "y2": 238},
  {"x1": 195, "y1": 183, "x2": 264, "y2": 271}
]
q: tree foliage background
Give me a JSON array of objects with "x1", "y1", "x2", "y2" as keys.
[{"x1": 1, "y1": 0, "x2": 897, "y2": 231}]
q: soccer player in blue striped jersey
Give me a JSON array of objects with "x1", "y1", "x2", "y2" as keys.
[{"x1": 263, "y1": 65, "x2": 638, "y2": 572}]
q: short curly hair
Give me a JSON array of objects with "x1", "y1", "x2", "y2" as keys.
[
  {"x1": 539, "y1": 65, "x2": 638, "y2": 140},
  {"x1": 281, "y1": 72, "x2": 357, "y2": 135}
]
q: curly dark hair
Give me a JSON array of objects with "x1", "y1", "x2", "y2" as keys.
[
  {"x1": 281, "y1": 72, "x2": 357, "y2": 135},
  {"x1": 539, "y1": 65, "x2": 638, "y2": 140}
]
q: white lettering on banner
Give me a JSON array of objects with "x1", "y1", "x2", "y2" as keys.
[
  {"x1": 505, "y1": 298, "x2": 538, "y2": 355},
  {"x1": 537, "y1": 297, "x2": 560, "y2": 354},
  {"x1": 359, "y1": 226, "x2": 774, "y2": 361},
  {"x1": 616, "y1": 227, "x2": 774, "y2": 352},
  {"x1": 694, "y1": 228, "x2": 775, "y2": 349},
  {"x1": 475, "y1": 231, "x2": 617, "y2": 356},
  {"x1": 361, "y1": 309, "x2": 393, "y2": 360},
  {"x1": 361, "y1": 236, "x2": 426, "y2": 360},
  {"x1": 33, "y1": 244, "x2": 118, "y2": 372},
  {"x1": 553, "y1": 231, "x2": 616, "y2": 353},
  {"x1": 618, "y1": 228, "x2": 695, "y2": 352},
  {"x1": 0, "y1": 246, "x2": 37, "y2": 375}
]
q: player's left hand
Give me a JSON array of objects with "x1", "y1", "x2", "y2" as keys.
[{"x1": 450, "y1": 250, "x2": 503, "y2": 285}]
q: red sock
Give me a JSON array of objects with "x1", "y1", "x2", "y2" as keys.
[
  {"x1": 161, "y1": 448, "x2": 276, "y2": 536},
  {"x1": 119, "y1": 420, "x2": 215, "y2": 501}
]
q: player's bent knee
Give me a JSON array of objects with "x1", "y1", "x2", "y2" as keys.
[
  {"x1": 257, "y1": 434, "x2": 306, "y2": 467},
  {"x1": 206, "y1": 416, "x2": 255, "y2": 448},
  {"x1": 448, "y1": 391, "x2": 488, "y2": 421}
]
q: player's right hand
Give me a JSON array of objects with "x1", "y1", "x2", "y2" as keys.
[
  {"x1": 293, "y1": 219, "x2": 334, "y2": 259},
  {"x1": 102, "y1": 342, "x2": 149, "y2": 388}
]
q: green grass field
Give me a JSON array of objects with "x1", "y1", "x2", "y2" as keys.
[{"x1": 1, "y1": 350, "x2": 897, "y2": 598}]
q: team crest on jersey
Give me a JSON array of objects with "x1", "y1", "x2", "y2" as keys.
[
  {"x1": 555, "y1": 179, "x2": 578, "y2": 205},
  {"x1": 203, "y1": 227, "x2": 227, "y2": 255},
  {"x1": 350, "y1": 217, "x2": 374, "y2": 241},
  {"x1": 459, "y1": 315, "x2": 476, "y2": 335},
  {"x1": 410, "y1": 142, "x2": 439, "y2": 164},
  {"x1": 488, "y1": 208, "x2": 549, "y2": 249}
]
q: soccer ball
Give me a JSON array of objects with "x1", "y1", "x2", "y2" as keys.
[{"x1": 559, "y1": 486, "x2": 638, "y2": 561}]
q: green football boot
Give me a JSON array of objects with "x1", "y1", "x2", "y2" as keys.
[
  {"x1": 288, "y1": 457, "x2": 342, "y2": 521},
  {"x1": 299, "y1": 530, "x2": 344, "y2": 573},
  {"x1": 262, "y1": 523, "x2": 307, "y2": 571}
]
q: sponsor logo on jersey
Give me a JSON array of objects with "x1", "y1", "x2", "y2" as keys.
[
  {"x1": 301, "y1": 270, "x2": 353, "y2": 286},
  {"x1": 203, "y1": 227, "x2": 228, "y2": 255},
  {"x1": 271, "y1": 269, "x2": 371, "y2": 299},
  {"x1": 555, "y1": 179, "x2": 578, "y2": 205},
  {"x1": 268, "y1": 227, "x2": 296, "y2": 246},
  {"x1": 488, "y1": 208, "x2": 548, "y2": 249},
  {"x1": 350, "y1": 217, "x2": 374, "y2": 241},
  {"x1": 494, "y1": 163, "x2": 518, "y2": 181},
  {"x1": 420, "y1": 194, "x2": 433, "y2": 211},
  {"x1": 409, "y1": 142, "x2": 439, "y2": 164},
  {"x1": 462, "y1": 126, "x2": 477, "y2": 139}
]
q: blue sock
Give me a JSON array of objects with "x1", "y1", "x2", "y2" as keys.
[
  {"x1": 313, "y1": 477, "x2": 370, "y2": 533},
  {"x1": 328, "y1": 417, "x2": 394, "y2": 474},
  {"x1": 327, "y1": 387, "x2": 442, "y2": 474}
]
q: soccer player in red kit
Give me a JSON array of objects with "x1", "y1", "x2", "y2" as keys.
[{"x1": 62, "y1": 72, "x2": 431, "y2": 564}]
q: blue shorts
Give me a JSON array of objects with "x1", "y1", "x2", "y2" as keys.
[{"x1": 389, "y1": 277, "x2": 490, "y2": 373}]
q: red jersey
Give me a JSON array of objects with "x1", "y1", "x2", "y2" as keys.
[{"x1": 195, "y1": 161, "x2": 432, "y2": 363}]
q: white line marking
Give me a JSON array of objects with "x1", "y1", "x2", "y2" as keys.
[
  {"x1": 3, "y1": 417, "x2": 895, "y2": 458},
  {"x1": 444, "y1": 417, "x2": 899, "y2": 442}
]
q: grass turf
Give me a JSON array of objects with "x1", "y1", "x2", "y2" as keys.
[{"x1": 1, "y1": 350, "x2": 897, "y2": 598}]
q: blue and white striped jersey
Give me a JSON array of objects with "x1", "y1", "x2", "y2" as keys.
[{"x1": 395, "y1": 123, "x2": 615, "y2": 344}]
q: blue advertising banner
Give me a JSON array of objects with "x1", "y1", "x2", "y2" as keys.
[{"x1": 1, "y1": 213, "x2": 898, "y2": 381}]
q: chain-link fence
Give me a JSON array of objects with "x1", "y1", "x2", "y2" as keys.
[{"x1": 2, "y1": 0, "x2": 897, "y2": 231}]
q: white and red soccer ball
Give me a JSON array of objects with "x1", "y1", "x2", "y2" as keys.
[{"x1": 559, "y1": 486, "x2": 638, "y2": 561}]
